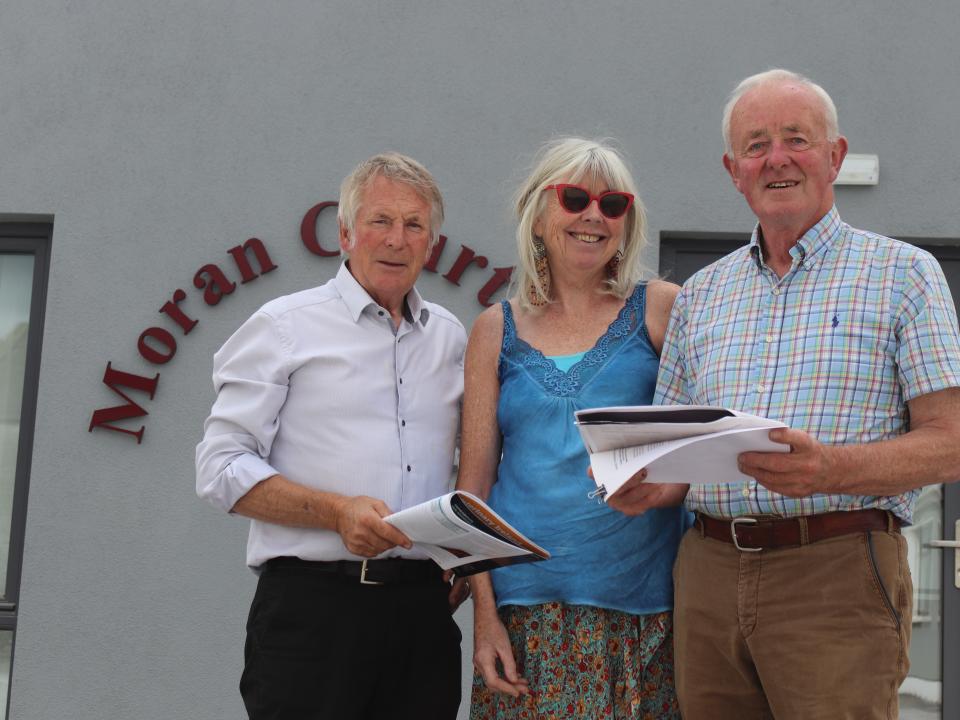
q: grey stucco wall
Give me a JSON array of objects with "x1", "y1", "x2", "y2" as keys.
[{"x1": 1, "y1": 1, "x2": 959, "y2": 718}]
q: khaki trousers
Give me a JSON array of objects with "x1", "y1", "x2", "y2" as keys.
[{"x1": 673, "y1": 521, "x2": 912, "y2": 720}]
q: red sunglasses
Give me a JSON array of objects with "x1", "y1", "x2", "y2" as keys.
[{"x1": 544, "y1": 184, "x2": 634, "y2": 219}]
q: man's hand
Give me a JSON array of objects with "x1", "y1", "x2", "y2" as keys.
[
  {"x1": 598, "y1": 468, "x2": 689, "y2": 516},
  {"x1": 738, "y1": 428, "x2": 836, "y2": 498},
  {"x1": 333, "y1": 495, "x2": 412, "y2": 557}
]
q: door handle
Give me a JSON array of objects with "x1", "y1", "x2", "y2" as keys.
[
  {"x1": 926, "y1": 540, "x2": 960, "y2": 548},
  {"x1": 924, "y1": 519, "x2": 960, "y2": 589}
]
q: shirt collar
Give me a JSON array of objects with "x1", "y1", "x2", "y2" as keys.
[
  {"x1": 748, "y1": 206, "x2": 843, "y2": 271},
  {"x1": 333, "y1": 261, "x2": 430, "y2": 326}
]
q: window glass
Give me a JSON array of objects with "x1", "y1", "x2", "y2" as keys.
[
  {"x1": 0, "y1": 630, "x2": 10, "y2": 714},
  {"x1": 0, "y1": 254, "x2": 34, "y2": 598}
]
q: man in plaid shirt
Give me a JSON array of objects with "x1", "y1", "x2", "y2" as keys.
[{"x1": 610, "y1": 68, "x2": 960, "y2": 719}]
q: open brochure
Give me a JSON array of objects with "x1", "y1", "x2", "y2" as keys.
[
  {"x1": 575, "y1": 405, "x2": 790, "y2": 501},
  {"x1": 384, "y1": 491, "x2": 550, "y2": 577}
]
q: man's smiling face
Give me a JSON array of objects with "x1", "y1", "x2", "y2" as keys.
[
  {"x1": 723, "y1": 80, "x2": 847, "y2": 238},
  {"x1": 339, "y1": 174, "x2": 433, "y2": 316}
]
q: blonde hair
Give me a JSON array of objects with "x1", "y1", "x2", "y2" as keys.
[
  {"x1": 338, "y1": 152, "x2": 444, "y2": 252},
  {"x1": 512, "y1": 137, "x2": 648, "y2": 312}
]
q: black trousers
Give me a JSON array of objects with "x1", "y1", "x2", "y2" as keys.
[{"x1": 240, "y1": 561, "x2": 462, "y2": 720}]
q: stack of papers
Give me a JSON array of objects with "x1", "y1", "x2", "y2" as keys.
[{"x1": 575, "y1": 405, "x2": 789, "y2": 501}]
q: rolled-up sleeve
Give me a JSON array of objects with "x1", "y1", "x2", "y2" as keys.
[
  {"x1": 894, "y1": 252, "x2": 960, "y2": 401},
  {"x1": 196, "y1": 311, "x2": 291, "y2": 513}
]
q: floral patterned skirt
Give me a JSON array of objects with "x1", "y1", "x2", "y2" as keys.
[{"x1": 470, "y1": 602, "x2": 680, "y2": 720}]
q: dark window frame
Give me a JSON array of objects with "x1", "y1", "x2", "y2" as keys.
[
  {"x1": 0, "y1": 223, "x2": 51, "y2": 621},
  {"x1": 0, "y1": 221, "x2": 52, "y2": 720},
  {"x1": 658, "y1": 231, "x2": 749, "y2": 284}
]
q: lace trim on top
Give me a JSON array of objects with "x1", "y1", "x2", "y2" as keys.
[{"x1": 500, "y1": 285, "x2": 648, "y2": 397}]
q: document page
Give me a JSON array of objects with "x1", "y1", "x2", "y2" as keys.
[
  {"x1": 576, "y1": 405, "x2": 790, "y2": 500},
  {"x1": 576, "y1": 405, "x2": 783, "y2": 453}
]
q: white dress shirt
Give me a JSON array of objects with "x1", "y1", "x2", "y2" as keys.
[{"x1": 196, "y1": 263, "x2": 466, "y2": 568}]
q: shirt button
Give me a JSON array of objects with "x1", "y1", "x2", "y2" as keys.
[
  {"x1": 401, "y1": 419, "x2": 406, "y2": 427},
  {"x1": 378, "y1": 310, "x2": 384, "y2": 316},
  {"x1": 406, "y1": 465, "x2": 411, "y2": 472},
  {"x1": 755, "y1": 384, "x2": 766, "y2": 393},
  {"x1": 771, "y1": 288, "x2": 781, "y2": 296},
  {"x1": 399, "y1": 377, "x2": 403, "y2": 384},
  {"x1": 765, "y1": 334, "x2": 775, "y2": 343},
  {"x1": 742, "y1": 486, "x2": 750, "y2": 497}
]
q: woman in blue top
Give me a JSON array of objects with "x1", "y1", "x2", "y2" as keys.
[{"x1": 458, "y1": 138, "x2": 688, "y2": 719}]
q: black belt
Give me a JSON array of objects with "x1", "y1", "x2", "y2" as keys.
[
  {"x1": 697, "y1": 509, "x2": 899, "y2": 552},
  {"x1": 263, "y1": 556, "x2": 443, "y2": 585}
]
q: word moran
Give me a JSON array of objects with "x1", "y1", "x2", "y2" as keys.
[{"x1": 89, "y1": 201, "x2": 514, "y2": 444}]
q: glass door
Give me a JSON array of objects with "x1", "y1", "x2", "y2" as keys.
[{"x1": 900, "y1": 484, "x2": 959, "y2": 719}]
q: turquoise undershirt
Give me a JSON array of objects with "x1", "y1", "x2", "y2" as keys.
[{"x1": 545, "y1": 351, "x2": 586, "y2": 373}]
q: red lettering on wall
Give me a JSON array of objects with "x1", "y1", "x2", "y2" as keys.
[
  {"x1": 88, "y1": 363, "x2": 160, "y2": 444},
  {"x1": 138, "y1": 327, "x2": 178, "y2": 365},
  {"x1": 442, "y1": 245, "x2": 489, "y2": 286},
  {"x1": 423, "y1": 234, "x2": 448, "y2": 273},
  {"x1": 228, "y1": 238, "x2": 278, "y2": 284},
  {"x1": 194, "y1": 264, "x2": 237, "y2": 306},
  {"x1": 300, "y1": 202, "x2": 340, "y2": 257},
  {"x1": 91, "y1": 201, "x2": 529, "y2": 448},
  {"x1": 159, "y1": 289, "x2": 198, "y2": 335},
  {"x1": 477, "y1": 266, "x2": 514, "y2": 307}
]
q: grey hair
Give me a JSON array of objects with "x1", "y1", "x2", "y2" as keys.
[
  {"x1": 337, "y1": 152, "x2": 444, "y2": 253},
  {"x1": 511, "y1": 137, "x2": 648, "y2": 312},
  {"x1": 722, "y1": 68, "x2": 840, "y2": 156}
]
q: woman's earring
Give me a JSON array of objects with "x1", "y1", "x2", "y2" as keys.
[
  {"x1": 530, "y1": 237, "x2": 550, "y2": 306},
  {"x1": 606, "y1": 249, "x2": 623, "y2": 280}
]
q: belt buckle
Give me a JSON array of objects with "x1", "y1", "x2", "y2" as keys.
[
  {"x1": 731, "y1": 517, "x2": 762, "y2": 553},
  {"x1": 359, "y1": 559, "x2": 384, "y2": 585}
]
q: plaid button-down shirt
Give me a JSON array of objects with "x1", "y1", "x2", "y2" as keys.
[{"x1": 655, "y1": 207, "x2": 960, "y2": 523}]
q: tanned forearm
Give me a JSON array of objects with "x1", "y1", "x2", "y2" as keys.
[
  {"x1": 739, "y1": 388, "x2": 960, "y2": 498},
  {"x1": 823, "y1": 421, "x2": 960, "y2": 495},
  {"x1": 231, "y1": 474, "x2": 347, "y2": 529}
]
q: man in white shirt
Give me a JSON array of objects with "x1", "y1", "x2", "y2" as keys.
[{"x1": 196, "y1": 152, "x2": 467, "y2": 719}]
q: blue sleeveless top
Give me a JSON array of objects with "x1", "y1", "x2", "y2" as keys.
[{"x1": 487, "y1": 284, "x2": 690, "y2": 614}]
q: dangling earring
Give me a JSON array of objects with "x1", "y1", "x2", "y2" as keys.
[
  {"x1": 529, "y1": 237, "x2": 550, "y2": 306},
  {"x1": 606, "y1": 249, "x2": 623, "y2": 281}
]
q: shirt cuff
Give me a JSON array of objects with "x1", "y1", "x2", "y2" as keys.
[{"x1": 221, "y1": 454, "x2": 280, "y2": 513}]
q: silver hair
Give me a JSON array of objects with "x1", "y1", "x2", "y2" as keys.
[
  {"x1": 722, "y1": 68, "x2": 840, "y2": 156},
  {"x1": 511, "y1": 137, "x2": 649, "y2": 312},
  {"x1": 337, "y1": 152, "x2": 444, "y2": 254}
]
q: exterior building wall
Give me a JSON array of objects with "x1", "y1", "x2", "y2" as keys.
[{"x1": 0, "y1": 2, "x2": 958, "y2": 718}]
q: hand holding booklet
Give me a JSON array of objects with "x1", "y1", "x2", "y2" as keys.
[
  {"x1": 575, "y1": 405, "x2": 791, "y2": 501},
  {"x1": 384, "y1": 491, "x2": 550, "y2": 577}
]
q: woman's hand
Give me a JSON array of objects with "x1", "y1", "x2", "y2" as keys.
[
  {"x1": 443, "y1": 571, "x2": 472, "y2": 612},
  {"x1": 604, "y1": 468, "x2": 689, "y2": 515},
  {"x1": 473, "y1": 604, "x2": 530, "y2": 697}
]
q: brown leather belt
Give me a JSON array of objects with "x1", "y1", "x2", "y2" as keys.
[{"x1": 696, "y1": 509, "x2": 899, "y2": 552}]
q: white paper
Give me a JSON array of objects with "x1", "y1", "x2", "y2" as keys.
[
  {"x1": 576, "y1": 405, "x2": 784, "y2": 453},
  {"x1": 384, "y1": 491, "x2": 548, "y2": 571},
  {"x1": 576, "y1": 405, "x2": 791, "y2": 500},
  {"x1": 589, "y1": 426, "x2": 791, "y2": 498}
]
